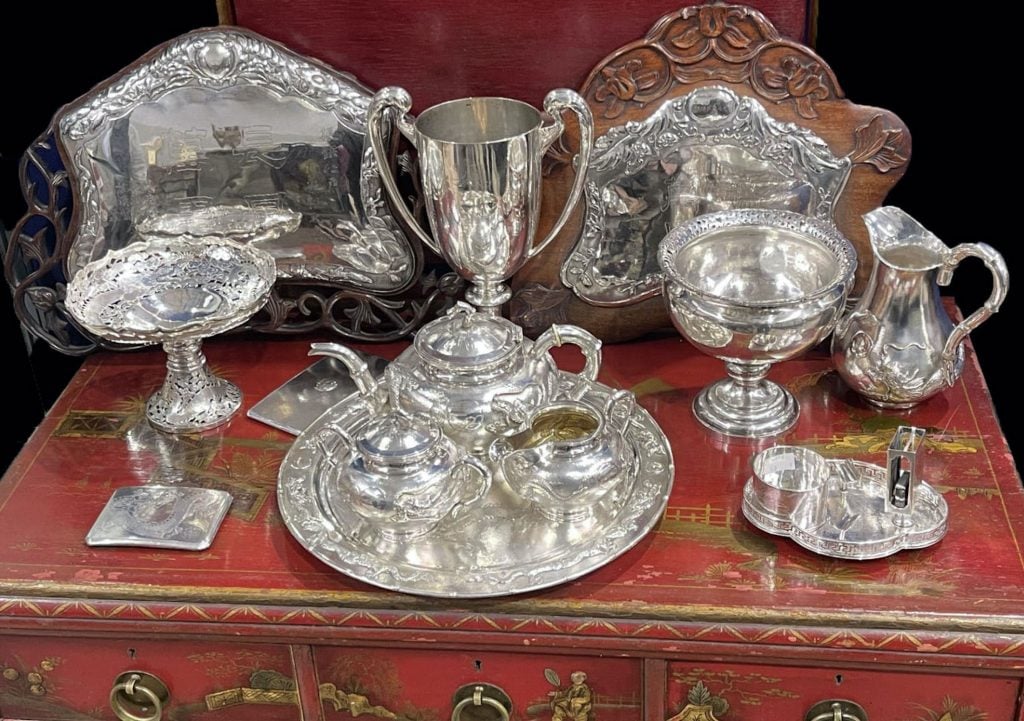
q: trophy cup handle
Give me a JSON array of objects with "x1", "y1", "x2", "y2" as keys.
[
  {"x1": 528, "y1": 89, "x2": 594, "y2": 261},
  {"x1": 367, "y1": 87, "x2": 442, "y2": 255}
]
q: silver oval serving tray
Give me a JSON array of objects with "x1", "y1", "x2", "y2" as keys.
[{"x1": 277, "y1": 373, "x2": 674, "y2": 598}]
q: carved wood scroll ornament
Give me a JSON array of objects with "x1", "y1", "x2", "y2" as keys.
[{"x1": 511, "y1": 2, "x2": 910, "y2": 342}]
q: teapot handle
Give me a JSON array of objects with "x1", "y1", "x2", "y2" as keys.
[
  {"x1": 532, "y1": 324, "x2": 602, "y2": 392},
  {"x1": 937, "y1": 242, "x2": 1009, "y2": 371}
]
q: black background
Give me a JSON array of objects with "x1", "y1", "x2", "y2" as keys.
[{"x1": 0, "y1": 3, "x2": 1019, "y2": 473}]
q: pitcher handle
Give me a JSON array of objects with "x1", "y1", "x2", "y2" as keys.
[
  {"x1": 527, "y1": 89, "x2": 594, "y2": 261},
  {"x1": 937, "y1": 242, "x2": 1009, "y2": 367},
  {"x1": 366, "y1": 87, "x2": 441, "y2": 255},
  {"x1": 532, "y1": 324, "x2": 602, "y2": 393}
]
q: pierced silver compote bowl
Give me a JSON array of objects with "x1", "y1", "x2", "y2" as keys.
[
  {"x1": 658, "y1": 209, "x2": 856, "y2": 438},
  {"x1": 65, "y1": 238, "x2": 276, "y2": 432}
]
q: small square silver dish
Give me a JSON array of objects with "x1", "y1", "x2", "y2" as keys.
[
  {"x1": 86, "y1": 486, "x2": 232, "y2": 551},
  {"x1": 247, "y1": 352, "x2": 387, "y2": 436}
]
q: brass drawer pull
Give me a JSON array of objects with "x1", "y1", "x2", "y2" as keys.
[
  {"x1": 451, "y1": 683, "x2": 512, "y2": 721},
  {"x1": 110, "y1": 671, "x2": 170, "y2": 721},
  {"x1": 805, "y1": 700, "x2": 868, "y2": 721}
]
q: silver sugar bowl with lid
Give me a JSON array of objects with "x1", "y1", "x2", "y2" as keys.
[{"x1": 309, "y1": 343, "x2": 491, "y2": 540}]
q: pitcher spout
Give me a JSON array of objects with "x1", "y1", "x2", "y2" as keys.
[{"x1": 864, "y1": 206, "x2": 948, "y2": 271}]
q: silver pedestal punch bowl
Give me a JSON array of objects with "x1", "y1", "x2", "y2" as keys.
[{"x1": 658, "y1": 209, "x2": 856, "y2": 438}]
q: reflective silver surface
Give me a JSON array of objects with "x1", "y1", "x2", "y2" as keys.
[
  {"x1": 832, "y1": 206, "x2": 1009, "y2": 407},
  {"x1": 65, "y1": 238, "x2": 276, "y2": 432},
  {"x1": 277, "y1": 372, "x2": 673, "y2": 598},
  {"x1": 389, "y1": 303, "x2": 602, "y2": 454},
  {"x1": 86, "y1": 486, "x2": 232, "y2": 550},
  {"x1": 136, "y1": 206, "x2": 302, "y2": 247},
  {"x1": 741, "y1": 428, "x2": 947, "y2": 560},
  {"x1": 247, "y1": 353, "x2": 388, "y2": 435},
  {"x1": 307, "y1": 344, "x2": 491, "y2": 540},
  {"x1": 564, "y1": 86, "x2": 850, "y2": 306},
  {"x1": 489, "y1": 391, "x2": 636, "y2": 523},
  {"x1": 58, "y1": 28, "x2": 416, "y2": 291},
  {"x1": 368, "y1": 87, "x2": 594, "y2": 312},
  {"x1": 659, "y1": 209, "x2": 856, "y2": 437}
]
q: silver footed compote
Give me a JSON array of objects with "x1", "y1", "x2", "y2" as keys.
[
  {"x1": 367, "y1": 87, "x2": 593, "y2": 314},
  {"x1": 658, "y1": 209, "x2": 856, "y2": 438},
  {"x1": 65, "y1": 238, "x2": 276, "y2": 432}
]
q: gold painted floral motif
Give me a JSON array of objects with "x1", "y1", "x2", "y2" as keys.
[
  {"x1": 0, "y1": 655, "x2": 64, "y2": 702},
  {"x1": 671, "y1": 672, "x2": 798, "y2": 713},
  {"x1": 665, "y1": 681, "x2": 729, "y2": 721},
  {"x1": 899, "y1": 696, "x2": 986, "y2": 721},
  {"x1": 931, "y1": 486, "x2": 999, "y2": 501},
  {"x1": 54, "y1": 410, "x2": 134, "y2": 438}
]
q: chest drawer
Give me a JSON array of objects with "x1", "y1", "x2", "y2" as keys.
[
  {"x1": 667, "y1": 661, "x2": 1021, "y2": 721},
  {"x1": 313, "y1": 647, "x2": 641, "y2": 721},
  {"x1": 0, "y1": 636, "x2": 301, "y2": 721}
]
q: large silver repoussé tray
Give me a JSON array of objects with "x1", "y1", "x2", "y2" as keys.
[{"x1": 277, "y1": 373, "x2": 674, "y2": 598}]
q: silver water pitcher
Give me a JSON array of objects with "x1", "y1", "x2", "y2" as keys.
[
  {"x1": 367, "y1": 87, "x2": 593, "y2": 313},
  {"x1": 832, "y1": 206, "x2": 1009, "y2": 408}
]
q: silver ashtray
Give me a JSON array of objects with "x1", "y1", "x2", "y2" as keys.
[
  {"x1": 86, "y1": 486, "x2": 232, "y2": 551},
  {"x1": 741, "y1": 427, "x2": 948, "y2": 560}
]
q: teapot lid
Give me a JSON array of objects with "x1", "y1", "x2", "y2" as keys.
[
  {"x1": 356, "y1": 412, "x2": 440, "y2": 464},
  {"x1": 414, "y1": 303, "x2": 522, "y2": 369}
]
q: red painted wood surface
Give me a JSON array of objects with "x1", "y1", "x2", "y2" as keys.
[
  {"x1": 0, "y1": 635, "x2": 299, "y2": 720},
  {"x1": 665, "y1": 661, "x2": 1021, "y2": 721},
  {"x1": 313, "y1": 648, "x2": 640, "y2": 720},
  {"x1": 227, "y1": 1, "x2": 811, "y2": 112},
  {"x1": 0, "y1": 305, "x2": 1022, "y2": 702}
]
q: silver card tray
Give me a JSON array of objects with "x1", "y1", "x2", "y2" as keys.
[
  {"x1": 247, "y1": 352, "x2": 387, "y2": 435},
  {"x1": 86, "y1": 486, "x2": 232, "y2": 551}
]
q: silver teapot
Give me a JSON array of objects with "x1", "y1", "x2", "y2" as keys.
[
  {"x1": 832, "y1": 207, "x2": 1009, "y2": 408},
  {"x1": 389, "y1": 303, "x2": 603, "y2": 453},
  {"x1": 489, "y1": 391, "x2": 636, "y2": 522},
  {"x1": 309, "y1": 343, "x2": 491, "y2": 539}
]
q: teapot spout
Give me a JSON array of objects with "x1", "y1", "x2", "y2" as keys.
[{"x1": 308, "y1": 343, "x2": 387, "y2": 412}]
